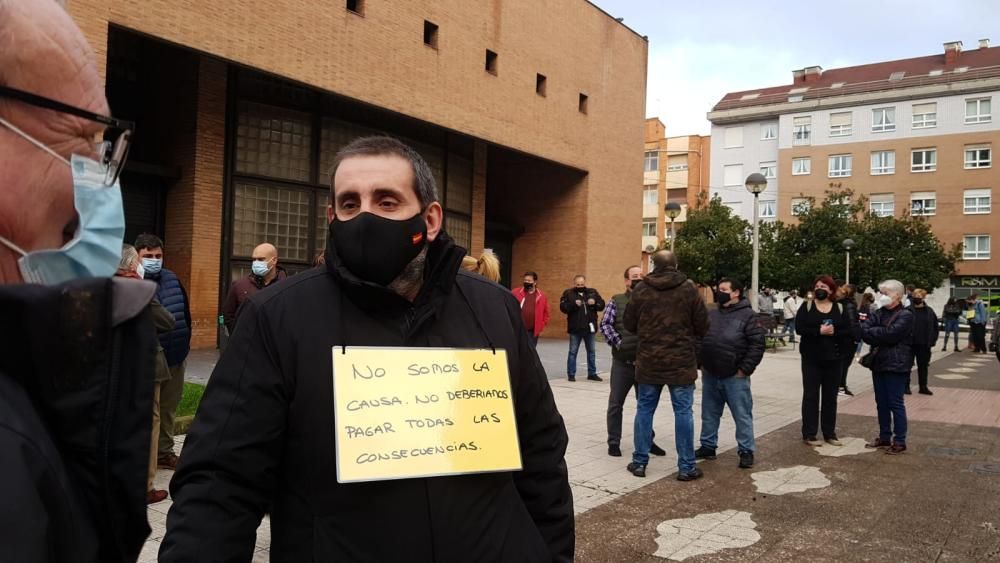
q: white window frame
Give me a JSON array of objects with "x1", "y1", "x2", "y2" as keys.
[
  {"x1": 872, "y1": 107, "x2": 896, "y2": 132},
  {"x1": 964, "y1": 189, "x2": 992, "y2": 214},
  {"x1": 829, "y1": 112, "x2": 853, "y2": 137},
  {"x1": 912, "y1": 103, "x2": 937, "y2": 129},
  {"x1": 791, "y1": 198, "x2": 812, "y2": 216},
  {"x1": 793, "y1": 117, "x2": 811, "y2": 146},
  {"x1": 760, "y1": 122, "x2": 778, "y2": 140},
  {"x1": 759, "y1": 161, "x2": 777, "y2": 179},
  {"x1": 964, "y1": 145, "x2": 992, "y2": 169},
  {"x1": 869, "y1": 194, "x2": 894, "y2": 217},
  {"x1": 791, "y1": 157, "x2": 811, "y2": 175},
  {"x1": 965, "y1": 97, "x2": 992, "y2": 124},
  {"x1": 643, "y1": 187, "x2": 658, "y2": 206},
  {"x1": 911, "y1": 148, "x2": 937, "y2": 172},
  {"x1": 910, "y1": 192, "x2": 936, "y2": 216},
  {"x1": 642, "y1": 220, "x2": 656, "y2": 237},
  {"x1": 644, "y1": 151, "x2": 658, "y2": 172},
  {"x1": 724, "y1": 126, "x2": 744, "y2": 148},
  {"x1": 759, "y1": 200, "x2": 776, "y2": 219},
  {"x1": 666, "y1": 164, "x2": 689, "y2": 172},
  {"x1": 870, "y1": 150, "x2": 895, "y2": 175},
  {"x1": 828, "y1": 154, "x2": 852, "y2": 178},
  {"x1": 723, "y1": 164, "x2": 743, "y2": 187},
  {"x1": 963, "y1": 235, "x2": 991, "y2": 260}
]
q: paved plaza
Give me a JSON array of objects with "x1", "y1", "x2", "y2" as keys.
[{"x1": 141, "y1": 340, "x2": 1000, "y2": 562}]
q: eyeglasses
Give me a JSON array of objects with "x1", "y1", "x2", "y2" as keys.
[{"x1": 0, "y1": 85, "x2": 134, "y2": 186}]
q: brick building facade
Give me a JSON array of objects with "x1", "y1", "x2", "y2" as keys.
[{"x1": 67, "y1": 0, "x2": 649, "y2": 346}]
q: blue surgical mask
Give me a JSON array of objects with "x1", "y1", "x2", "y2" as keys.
[
  {"x1": 251, "y1": 260, "x2": 271, "y2": 277},
  {"x1": 0, "y1": 116, "x2": 126, "y2": 285},
  {"x1": 141, "y1": 257, "x2": 163, "y2": 276}
]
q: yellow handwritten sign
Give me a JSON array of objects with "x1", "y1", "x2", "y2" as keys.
[{"x1": 332, "y1": 346, "x2": 522, "y2": 483}]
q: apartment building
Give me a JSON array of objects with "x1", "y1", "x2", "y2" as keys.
[
  {"x1": 68, "y1": 0, "x2": 648, "y2": 345},
  {"x1": 709, "y1": 41, "x2": 1000, "y2": 305},
  {"x1": 641, "y1": 118, "x2": 711, "y2": 271}
]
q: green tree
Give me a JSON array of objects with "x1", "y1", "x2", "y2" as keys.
[
  {"x1": 669, "y1": 195, "x2": 752, "y2": 286},
  {"x1": 850, "y1": 213, "x2": 962, "y2": 291}
]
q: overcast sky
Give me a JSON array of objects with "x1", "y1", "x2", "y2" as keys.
[{"x1": 592, "y1": 0, "x2": 1000, "y2": 136}]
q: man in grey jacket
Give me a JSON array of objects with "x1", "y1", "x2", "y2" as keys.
[{"x1": 695, "y1": 278, "x2": 766, "y2": 469}]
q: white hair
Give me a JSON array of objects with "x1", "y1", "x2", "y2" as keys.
[
  {"x1": 878, "y1": 279, "x2": 905, "y2": 298},
  {"x1": 119, "y1": 244, "x2": 138, "y2": 272}
]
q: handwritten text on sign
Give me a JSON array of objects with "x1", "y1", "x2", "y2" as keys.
[{"x1": 332, "y1": 347, "x2": 521, "y2": 483}]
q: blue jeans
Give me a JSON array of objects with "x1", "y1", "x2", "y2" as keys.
[
  {"x1": 782, "y1": 318, "x2": 796, "y2": 341},
  {"x1": 873, "y1": 372, "x2": 908, "y2": 445},
  {"x1": 634, "y1": 383, "x2": 696, "y2": 473},
  {"x1": 567, "y1": 332, "x2": 597, "y2": 377},
  {"x1": 699, "y1": 374, "x2": 755, "y2": 454}
]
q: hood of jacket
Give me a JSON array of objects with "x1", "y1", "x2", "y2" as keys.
[{"x1": 643, "y1": 268, "x2": 688, "y2": 291}]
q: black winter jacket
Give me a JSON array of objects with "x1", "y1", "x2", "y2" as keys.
[
  {"x1": 862, "y1": 304, "x2": 915, "y2": 373},
  {"x1": 908, "y1": 305, "x2": 939, "y2": 348},
  {"x1": 161, "y1": 232, "x2": 574, "y2": 563},
  {"x1": 0, "y1": 278, "x2": 157, "y2": 563},
  {"x1": 559, "y1": 287, "x2": 605, "y2": 334},
  {"x1": 699, "y1": 299, "x2": 766, "y2": 378}
]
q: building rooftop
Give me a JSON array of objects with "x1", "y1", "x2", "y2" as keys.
[{"x1": 713, "y1": 41, "x2": 1000, "y2": 112}]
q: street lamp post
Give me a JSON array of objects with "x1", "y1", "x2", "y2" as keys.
[
  {"x1": 665, "y1": 202, "x2": 682, "y2": 252},
  {"x1": 745, "y1": 173, "x2": 768, "y2": 313},
  {"x1": 843, "y1": 238, "x2": 855, "y2": 286}
]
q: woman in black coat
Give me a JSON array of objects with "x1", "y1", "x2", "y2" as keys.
[
  {"x1": 836, "y1": 284, "x2": 862, "y2": 396},
  {"x1": 796, "y1": 275, "x2": 853, "y2": 447},
  {"x1": 862, "y1": 279, "x2": 915, "y2": 455},
  {"x1": 907, "y1": 288, "x2": 939, "y2": 395}
]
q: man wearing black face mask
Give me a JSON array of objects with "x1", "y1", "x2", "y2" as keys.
[
  {"x1": 560, "y1": 275, "x2": 606, "y2": 382},
  {"x1": 162, "y1": 136, "x2": 574, "y2": 562},
  {"x1": 600, "y1": 265, "x2": 666, "y2": 458},
  {"x1": 511, "y1": 271, "x2": 550, "y2": 348}
]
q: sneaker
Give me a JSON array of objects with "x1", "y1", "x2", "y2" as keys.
[
  {"x1": 157, "y1": 452, "x2": 179, "y2": 470},
  {"x1": 842, "y1": 387, "x2": 854, "y2": 397},
  {"x1": 885, "y1": 443, "x2": 907, "y2": 455},
  {"x1": 904, "y1": 387, "x2": 912, "y2": 395},
  {"x1": 804, "y1": 437, "x2": 823, "y2": 447},
  {"x1": 650, "y1": 443, "x2": 667, "y2": 457},
  {"x1": 587, "y1": 375, "x2": 603, "y2": 382},
  {"x1": 738, "y1": 451, "x2": 754, "y2": 469},
  {"x1": 567, "y1": 375, "x2": 576, "y2": 382},
  {"x1": 865, "y1": 437, "x2": 891, "y2": 449},
  {"x1": 694, "y1": 446, "x2": 717, "y2": 460},
  {"x1": 941, "y1": 347, "x2": 947, "y2": 352},
  {"x1": 919, "y1": 388, "x2": 934, "y2": 395},
  {"x1": 608, "y1": 445, "x2": 622, "y2": 457},
  {"x1": 626, "y1": 462, "x2": 646, "y2": 477},
  {"x1": 146, "y1": 489, "x2": 168, "y2": 504},
  {"x1": 838, "y1": 388, "x2": 847, "y2": 396},
  {"x1": 954, "y1": 348, "x2": 960, "y2": 352},
  {"x1": 825, "y1": 437, "x2": 843, "y2": 446},
  {"x1": 677, "y1": 467, "x2": 704, "y2": 482}
]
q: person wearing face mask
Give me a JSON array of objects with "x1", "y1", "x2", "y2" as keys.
[
  {"x1": 796, "y1": 275, "x2": 852, "y2": 447},
  {"x1": 695, "y1": 278, "x2": 766, "y2": 469},
  {"x1": 161, "y1": 136, "x2": 574, "y2": 562},
  {"x1": 862, "y1": 280, "x2": 915, "y2": 455},
  {"x1": 221, "y1": 242, "x2": 287, "y2": 334},
  {"x1": 906, "y1": 288, "x2": 938, "y2": 395},
  {"x1": 600, "y1": 265, "x2": 667, "y2": 458},
  {"x1": 560, "y1": 275, "x2": 606, "y2": 382},
  {"x1": 0, "y1": 1, "x2": 159, "y2": 560},
  {"x1": 116, "y1": 244, "x2": 176, "y2": 504},
  {"x1": 835, "y1": 284, "x2": 862, "y2": 397},
  {"x1": 511, "y1": 270, "x2": 550, "y2": 348},
  {"x1": 134, "y1": 232, "x2": 192, "y2": 471}
]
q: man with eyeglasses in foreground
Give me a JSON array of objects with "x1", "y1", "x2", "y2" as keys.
[{"x1": 0, "y1": 1, "x2": 156, "y2": 562}]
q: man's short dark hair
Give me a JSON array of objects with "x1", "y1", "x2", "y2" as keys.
[
  {"x1": 719, "y1": 277, "x2": 744, "y2": 296},
  {"x1": 524, "y1": 271, "x2": 538, "y2": 281},
  {"x1": 134, "y1": 233, "x2": 164, "y2": 251},
  {"x1": 623, "y1": 265, "x2": 640, "y2": 278},
  {"x1": 651, "y1": 250, "x2": 677, "y2": 270},
  {"x1": 328, "y1": 135, "x2": 439, "y2": 209}
]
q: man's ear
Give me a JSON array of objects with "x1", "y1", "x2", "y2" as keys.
[{"x1": 423, "y1": 202, "x2": 443, "y2": 242}]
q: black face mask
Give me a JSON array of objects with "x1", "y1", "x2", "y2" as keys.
[
  {"x1": 331, "y1": 212, "x2": 428, "y2": 286},
  {"x1": 814, "y1": 289, "x2": 829, "y2": 301},
  {"x1": 714, "y1": 291, "x2": 732, "y2": 305},
  {"x1": 630, "y1": 279, "x2": 641, "y2": 290},
  {"x1": 523, "y1": 282, "x2": 534, "y2": 291},
  {"x1": 912, "y1": 298, "x2": 924, "y2": 306}
]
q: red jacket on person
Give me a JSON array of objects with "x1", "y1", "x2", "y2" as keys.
[{"x1": 512, "y1": 286, "x2": 550, "y2": 337}]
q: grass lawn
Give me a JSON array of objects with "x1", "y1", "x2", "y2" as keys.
[{"x1": 176, "y1": 382, "x2": 206, "y2": 418}]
